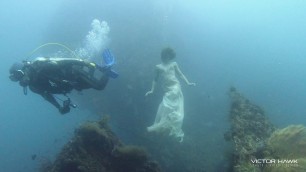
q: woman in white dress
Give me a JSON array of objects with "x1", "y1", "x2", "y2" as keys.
[{"x1": 145, "y1": 48, "x2": 195, "y2": 142}]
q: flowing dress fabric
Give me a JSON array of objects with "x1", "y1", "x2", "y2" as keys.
[{"x1": 147, "y1": 62, "x2": 184, "y2": 141}]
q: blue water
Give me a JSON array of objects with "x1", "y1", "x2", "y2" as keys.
[{"x1": 1, "y1": 0, "x2": 306, "y2": 171}]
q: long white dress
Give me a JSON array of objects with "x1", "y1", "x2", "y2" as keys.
[{"x1": 147, "y1": 61, "x2": 184, "y2": 142}]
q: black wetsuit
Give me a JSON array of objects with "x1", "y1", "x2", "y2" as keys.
[{"x1": 20, "y1": 58, "x2": 109, "y2": 114}]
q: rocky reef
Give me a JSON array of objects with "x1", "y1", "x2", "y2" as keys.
[
  {"x1": 225, "y1": 87, "x2": 275, "y2": 172},
  {"x1": 40, "y1": 117, "x2": 160, "y2": 172}
]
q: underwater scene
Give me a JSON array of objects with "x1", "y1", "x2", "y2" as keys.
[{"x1": 1, "y1": 0, "x2": 306, "y2": 171}]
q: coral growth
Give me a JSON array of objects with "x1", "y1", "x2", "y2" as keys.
[
  {"x1": 263, "y1": 125, "x2": 306, "y2": 172},
  {"x1": 225, "y1": 87, "x2": 275, "y2": 172},
  {"x1": 112, "y1": 145, "x2": 151, "y2": 171},
  {"x1": 41, "y1": 117, "x2": 160, "y2": 172},
  {"x1": 266, "y1": 125, "x2": 306, "y2": 158}
]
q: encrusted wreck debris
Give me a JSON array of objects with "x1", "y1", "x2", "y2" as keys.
[
  {"x1": 41, "y1": 117, "x2": 160, "y2": 172},
  {"x1": 225, "y1": 87, "x2": 275, "y2": 172}
]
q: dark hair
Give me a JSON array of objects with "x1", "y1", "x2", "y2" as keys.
[{"x1": 161, "y1": 47, "x2": 176, "y2": 62}]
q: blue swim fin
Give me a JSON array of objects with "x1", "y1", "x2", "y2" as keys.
[
  {"x1": 101, "y1": 49, "x2": 119, "y2": 79},
  {"x1": 102, "y1": 49, "x2": 115, "y2": 67},
  {"x1": 107, "y1": 69, "x2": 119, "y2": 78}
]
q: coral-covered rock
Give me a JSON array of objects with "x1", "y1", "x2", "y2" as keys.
[
  {"x1": 225, "y1": 87, "x2": 275, "y2": 172},
  {"x1": 40, "y1": 117, "x2": 160, "y2": 172},
  {"x1": 263, "y1": 125, "x2": 306, "y2": 172},
  {"x1": 266, "y1": 125, "x2": 306, "y2": 158},
  {"x1": 263, "y1": 158, "x2": 306, "y2": 172}
]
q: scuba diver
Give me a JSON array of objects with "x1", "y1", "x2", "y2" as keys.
[{"x1": 9, "y1": 49, "x2": 118, "y2": 114}]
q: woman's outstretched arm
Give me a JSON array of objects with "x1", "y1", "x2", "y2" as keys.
[
  {"x1": 145, "y1": 66, "x2": 159, "y2": 96},
  {"x1": 174, "y1": 62, "x2": 196, "y2": 86}
]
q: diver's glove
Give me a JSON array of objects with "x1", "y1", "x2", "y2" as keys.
[{"x1": 59, "y1": 99, "x2": 71, "y2": 114}]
